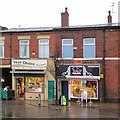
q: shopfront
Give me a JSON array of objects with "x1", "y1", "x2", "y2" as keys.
[
  {"x1": 11, "y1": 59, "x2": 47, "y2": 100},
  {"x1": 57, "y1": 65, "x2": 100, "y2": 100}
]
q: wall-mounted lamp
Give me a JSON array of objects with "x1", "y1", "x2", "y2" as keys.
[
  {"x1": 73, "y1": 47, "x2": 77, "y2": 50},
  {"x1": 32, "y1": 51, "x2": 36, "y2": 55}
]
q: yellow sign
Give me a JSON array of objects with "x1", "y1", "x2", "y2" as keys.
[{"x1": 100, "y1": 74, "x2": 104, "y2": 78}]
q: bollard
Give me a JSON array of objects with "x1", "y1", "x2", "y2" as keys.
[
  {"x1": 38, "y1": 94, "x2": 41, "y2": 106},
  {"x1": 63, "y1": 96, "x2": 66, "y2": 106},
  {"x1": 61, "y1": 96, "x2": 63, "y2": 105}
]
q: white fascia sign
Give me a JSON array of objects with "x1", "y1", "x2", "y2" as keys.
[{"x1": 12, "y1": 59, "x2": 47, "y2": 70}]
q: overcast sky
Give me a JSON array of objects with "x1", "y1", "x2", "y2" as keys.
[{"x1": 0, "y1": 0, "x2": 119, "y2": 28}]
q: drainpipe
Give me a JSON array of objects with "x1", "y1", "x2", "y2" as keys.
[
  {"x1": 10, "y1": 32, "x2": 13, "y2": 91},
  {"x1": 101, "y1": 28, "x2": 106, "y2": 102},
  {"x1": 55, "y1": 58, "x2": 58, "y2": 105},
  {"x1": 10, "y1": 32, "x2": 12, "y2": 67}
]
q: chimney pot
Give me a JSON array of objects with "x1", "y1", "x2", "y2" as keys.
[
  {"x1": 108, "y1": 10, "x2": 112, "y2": 24},
  {"x1": 65, "y1": 7, "x2": 68, "y2": 12}
]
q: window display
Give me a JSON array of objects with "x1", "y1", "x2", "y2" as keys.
[
  {"x1": 70, "y1": 80, "x2": 98, "y2": 99},
  {"x1": 26, "y1": 77, "x2": 44, "y2": 93}
]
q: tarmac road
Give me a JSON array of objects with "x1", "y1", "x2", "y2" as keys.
[{"x1": 0, "y1": 99, "x2": 120, "y2": 119}]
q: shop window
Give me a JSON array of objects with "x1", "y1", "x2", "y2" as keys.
[
  {"x1": 62, "y1": 39, "x2": 73, "y2": 58},
  {"x1": 83, "y1": 38, "x2": 95, "y2": 58},
  {"x1": 26, "y1": 77, "x2": 44, "y2": 93},
  {"x1": 19, "y1": 40, "x2": 29, "y2": 58},
  {"x1": 39, "y1": 39, "x2": 49, "y2": 58},
  {"x1": 70, "y1": 80, "x2": 98, "y2": 99},
  {"x1": 0, "y1": 40, "x2": 4, "y2": 58}
]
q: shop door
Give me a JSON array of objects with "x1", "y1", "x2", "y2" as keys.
[
  {"x1": 62, "y1": 81, "x2": 68, "y2": 99},
  {"x1": 16, "y1": 78, "x2": 24, "y2": 98},
  {"x1": 48, "y1": 81, "x2": 54, "y2": 100}
]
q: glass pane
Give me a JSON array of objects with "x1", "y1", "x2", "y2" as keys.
[
  {"x1": 63, "y1": 40, "x2": 72, "y2": 44},
  {"x1": 70, "y1": 80, "x2": 98, "y2": 98},
  {"x1": 20, "y1": 40, "x2": 29, "y2": 44},
  {"x1": 26, "y1": 77, "x2": 44, "y2": 93},
  {"x1": 84, "y1": 39, "x2": 95, "y2": 44},
  {"x1": 0, "y1": 40, "x2": 4, "y2": 45},
  {"x1": 63, "y1": 46, "x2": 73, "y2": 58},
  {"x1": 20, "y1": 45, "x2": 29, "y2": 57},
  {"x1": 44, "y1": 45, "x2": 49, "y2": 58},
  {"x1": 39, "y1": 39, "x2": 49, "y2": 44},
  {"x1": 21, "y1": 46, "x2": 25, "y2": 57},
  {"x1": 39, "y1": 46, "x2": 44, "y2": 57},
  {"x1": 0, "y1": 46, "x2": 4, "y2": 57},
  {"x1": 39, "y1": 44, "x2": 49, "y2": 58},
  {"x1": 84, "y1": 45, "x2": 95, "y2": 58}
]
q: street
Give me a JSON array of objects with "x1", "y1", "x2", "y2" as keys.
[{"x1": 0, "y1": 99, "x2": 119, "y2": 119}]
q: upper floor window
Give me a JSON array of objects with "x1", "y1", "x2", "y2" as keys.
[
  {"x1": 39, "y1": 39, "x2": 49, "y2": 58},
  {"x1": 62, "y1": 39, "x2": 73, "y2": 58},
  {"x1": 19, "y1": 40, "x2": 29, "y2": 58},
  {"x1": 0, "y1": 40, "x2": 4, "y2": 58},
  {"x1": 83, "y1": 38, "x2": 95, "y2": 58}
]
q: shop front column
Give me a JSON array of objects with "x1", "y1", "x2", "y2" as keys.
[
  {"x1": 12, "y1": 73, "x2": 16, "y2": 90},
  {"x1": 12, "y1": 73, "x2": 17, "y2": 99}
]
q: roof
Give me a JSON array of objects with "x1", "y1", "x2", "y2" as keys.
[
  {"x1": 1, "y1": 27, "x2": 54, "y2": 33},
  {"x1": 0, "y1": 23, "x2": 119, "y2": 33}
]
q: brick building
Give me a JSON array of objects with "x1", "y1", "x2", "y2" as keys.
[{"x1": 0, "y1": 8, "x2": 119, "y2": 102}]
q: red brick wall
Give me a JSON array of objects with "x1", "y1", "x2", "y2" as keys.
[
  {"x1": 105, "y1": 30, "x2": 119, "y2": 57},
  {"x1": 1, "y1": 31, "x2": 56, "y2": 65},
  {"x1": 105, "y1": 29, "x2": 119, "y2": 100},
  {"x1": 11, "y1": 34, "x2": 19, "y2": 58},
  {"x1": 1, "y1": 34, "x2": 11, "y2": 65},
  {"x1": 105, "y1": 60, "x2": 119, "y2": 98},
  {"x1": 55, "y1": 29, "x2": 105, "y2": 58}
]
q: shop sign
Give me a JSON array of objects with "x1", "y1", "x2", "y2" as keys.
[
  {"x1": 12, "y1": 59, "x2": 47, "y2": 70},
  {"x1": 74, "y1": 60, "x2": 82, "y2": 64},
  {"x1": 100, "y1": 74, "x2": 104, "y2": 78},
  {"x1": 57, "y1": 65, "x2": 100, "y2": 79}
]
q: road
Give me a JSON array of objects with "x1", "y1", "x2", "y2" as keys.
[{"x1": 0, "y1": 99, "x2": 119, "y2": 119}]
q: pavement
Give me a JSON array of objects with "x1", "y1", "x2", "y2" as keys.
[
  {"x1": 1, "y1": 99, "x2": 120, "y2": 119},
  {"x1": 25, "y1": 99, "x2": 119, "y2": 109}
]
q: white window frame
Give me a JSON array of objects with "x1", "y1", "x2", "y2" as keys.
[
  {"x1": 0, "y1": 40, "x2": 4, "y2": 58},
  {"x1": 83, "y1": 38, "x2": 95, "y2": 58},
  {"x1": 39, "y1": 39, "x2": 49, "y2": 58},
  {"x1": 62, "y1": 39, "x2": 73, "y2": 58},
  {"x1": 19, "y1": 40, "x2": 29, "y2": 58}
]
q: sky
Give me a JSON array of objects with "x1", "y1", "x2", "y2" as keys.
[{"x1": 0, "y1": 0, "x2": 120, "y2": 28}]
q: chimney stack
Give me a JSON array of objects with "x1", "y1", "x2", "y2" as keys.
[
  {"x1": 61, "y1": 7, "x2": 69, "y2": 27},
  {"x1": 108, "y1": 11, "x2": 112, "y2": 24}
]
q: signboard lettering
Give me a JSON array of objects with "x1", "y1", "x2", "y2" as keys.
[
  {"x1": 57, "y1": 65, "x2": 100, "y2": 79},
  {"x1": 12, "y1": 59, "x2": 47, "y2": 70}
]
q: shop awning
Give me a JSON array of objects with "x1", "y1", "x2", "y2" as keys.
[
  {"x1": 10, "y1": 70, "x2": 45, "y2": 74},
  {"x1": 65, "y1": 75, "x2": 100, "y2": 80}
]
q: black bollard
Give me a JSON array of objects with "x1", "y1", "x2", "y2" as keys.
[{"x1": 38, "y1": 94, "x2": 41, "y2": 106}]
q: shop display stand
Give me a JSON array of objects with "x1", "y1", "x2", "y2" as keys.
[
  {"x1": 88, "y1": 93, "x2": 93, "y2": 106},
  {"x1": 76, "y1": 90, "x2": 82, "y2": 105},
  {"x1": 81, "y1": 90, "x2": 87, "y2": 106},
  {"x1": 76, "y1": 94, "x2": 81, "y2": 103}
]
